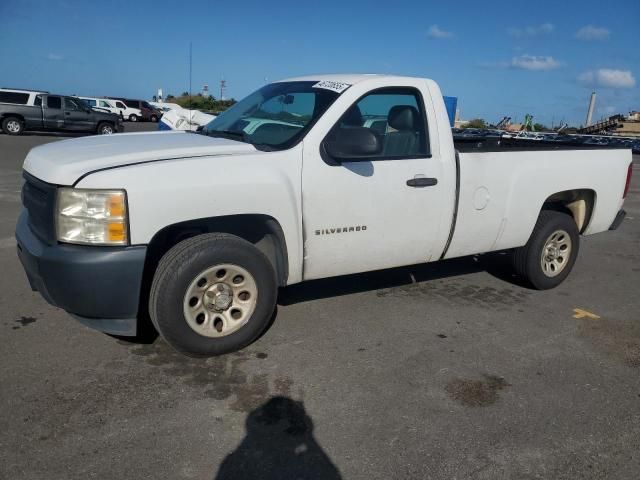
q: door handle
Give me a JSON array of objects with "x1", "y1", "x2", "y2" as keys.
[
  {"x1": 65, "y1": 112, "x2": 70, "y2": 115},
  {"x1": 406, "y1": 176, "x2": 438, "y2": 187}
]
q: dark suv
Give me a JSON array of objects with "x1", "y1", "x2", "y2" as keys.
[{"x1": 113, "y1": 98, "x2": 162, "y2": 122}]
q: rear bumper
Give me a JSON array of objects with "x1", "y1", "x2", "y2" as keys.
[
  {"x1": 609, "y1": 209, "x2": 626, "y2": 231},
  {"x1": 15, "y1": 210, "x2": 146, "y2": 336}
]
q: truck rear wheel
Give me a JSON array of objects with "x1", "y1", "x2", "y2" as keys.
[
  {"x1": 512, "y1": 210, "x2": 579, "y2": 290},
  {"x1": 2, "y1": 117, "x2": 24, "y2": 135},
  {"x1": 149, "y1": 233, "x2": 277, "y2": 357}
]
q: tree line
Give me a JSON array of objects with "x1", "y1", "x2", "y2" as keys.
[{"x1": 157, "y1": 93, "x2": 237, "y2": 114}]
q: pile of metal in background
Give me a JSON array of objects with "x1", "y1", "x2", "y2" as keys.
[{"x1": 453, "y1": 129, "x2": 640, "y2": 154}]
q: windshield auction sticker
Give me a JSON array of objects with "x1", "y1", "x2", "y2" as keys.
[{"x1": 312, "y1": 80, "x2": 351, "y2": 93}]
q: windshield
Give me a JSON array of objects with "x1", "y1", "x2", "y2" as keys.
[{"x1": 202, "y1": 81, "x2": 342, "y2": 150}]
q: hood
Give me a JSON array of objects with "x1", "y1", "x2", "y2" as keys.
[{"x1": 23, "y1": 131, "x2": 257, "y2": 185}]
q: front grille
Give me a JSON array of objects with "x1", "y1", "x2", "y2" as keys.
[{"x1": 22, "y1": 172, "x2": 56, "y2": 245}]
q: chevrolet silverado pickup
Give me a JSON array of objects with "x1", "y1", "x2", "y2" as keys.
[{"x1": 15, "y1": 75, "x2": 632, "y2": 356}]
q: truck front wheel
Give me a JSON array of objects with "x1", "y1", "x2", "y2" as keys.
[
  {"x1": 512, "y1": 210, "x2": 579, "y2": 290},
  {"x1": 149, "y1": 233, "x2": 277, "y2": 356},
  {"x1": 2, "y1": 117, "x2": 24, "y2": 135},
  {"x1": 97, "y1": 122, "x2": 114, "y2": 135}
]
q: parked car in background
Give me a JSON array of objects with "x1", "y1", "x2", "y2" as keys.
[
  {"x1": 0, "y1": 88, "x2": 122, "y2": 135},
  {"x1": 77, "y1": 96, "x2": 142, "y2": 122},
  {"x1": 77, "y1": 97, "x2": 127, "y2": 119},
  {"x1": 105, "y1": 98, "x2": 142, "y2": 122},
  {"x1": 150, "y1": 102, "x2": 183, "y2": 113},
  {"x1": 78, "y1": 97, "x2": 118, "y2": 115},
  {"x1": 112, "y1": 98, "x2": 162, "y2": 122}
]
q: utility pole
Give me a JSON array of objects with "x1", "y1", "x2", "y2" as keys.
[{"x1": 188, "y1": 42, "x2": 192, "y2": 109}]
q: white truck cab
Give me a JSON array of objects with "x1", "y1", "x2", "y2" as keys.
[{"x1": 16, "y1": 74, "x2": 632, "y2": 356}]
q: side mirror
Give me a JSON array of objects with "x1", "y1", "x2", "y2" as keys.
[{"x1": 324, "y1": 127, "x2": 382, "y2": 161}]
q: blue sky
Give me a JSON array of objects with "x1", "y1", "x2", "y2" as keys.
[{"x1": 1, "y1": 0, "x2": 637, "y2": 126}]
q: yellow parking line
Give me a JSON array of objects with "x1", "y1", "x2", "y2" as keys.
[{"x1": 572, "y1": 308, "x2": 601, "y2": 320}]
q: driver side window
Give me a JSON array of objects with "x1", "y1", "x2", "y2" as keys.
[
  {"x1": 331, "y1": 88, "x2": 429, "y2": 159},
  {"x1": 64, "y1": 97, "x2": 83, "y2": 111}
]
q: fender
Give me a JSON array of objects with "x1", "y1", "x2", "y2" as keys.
[{"x1": 75, "y1": 147, "x2": 305, "y2": 284}]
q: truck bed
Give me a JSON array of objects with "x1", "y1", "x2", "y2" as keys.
[
  {"x1": 443, "y1": 147, "x2": 631, "y2": 260},
  {"x1": 454, "y1": 132, "x2": 639, "y2": 154}
]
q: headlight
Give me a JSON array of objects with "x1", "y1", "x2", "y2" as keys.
[{"x1": 56, "y1": 188, "x2": 128, "y2": 245}]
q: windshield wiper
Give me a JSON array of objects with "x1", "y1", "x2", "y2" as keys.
[
  {"x1": 206, "y1": 129, "x2": 247, "y2": 142},
  {"x1": 205, "y1": 129, "x2": 277, "y2": 151}
]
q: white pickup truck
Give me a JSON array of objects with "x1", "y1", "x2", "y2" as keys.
[{"x1": 16, "y1": 75, "x2": 632, "y2": 356}]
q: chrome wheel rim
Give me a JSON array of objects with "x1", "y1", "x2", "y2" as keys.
[
  {"x1": 101, "y1": 125, "x2": 113, "y2": 134},
  {"x1": 540, "y1": 229, "x2": 572, "y2": 277},
  {"x1": 183, "y1": 263, "x2": 258, "y2": 338},
  {"x1": 6, "y1": 120, "x2": 20, "y2": 133}
]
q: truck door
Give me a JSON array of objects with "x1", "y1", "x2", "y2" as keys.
[
  {"x1": 63, "y1": 97, "x2": 92, "y2": 131},
  {"x1": 301, "y1": 86, "x2": 449, "y2": 280},
  {"x1": 43, "y1": 95, "x2": 65, "y2": 130}
]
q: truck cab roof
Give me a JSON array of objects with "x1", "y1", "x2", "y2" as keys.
[{"x1": 278, "y1": 74, "x2": 422, "y2": 85}]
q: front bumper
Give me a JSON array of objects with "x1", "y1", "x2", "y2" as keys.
[{"x1": 15, "y1": 210, "x2": 146, "y2": 336}]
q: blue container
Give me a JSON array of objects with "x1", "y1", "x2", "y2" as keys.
[{"x1": 443, "y1": 96, "x2": 457, "y2": 127}]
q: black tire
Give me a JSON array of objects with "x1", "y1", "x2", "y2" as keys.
[
  {"x1": 150, "y1": 114, "x2": 158, "y2": 122},
  {"x1": 2, "y1": 116, "x2": 24, "y2": 135},
  {"x1": 149, "y1": 233, "x2": 277, "y2": 357},
  {"x1": 512, "y1": 210, "x2": 579, "y2": 290},
  {"x1": 128, "y1": 114, "x2": 138, "y2": 122},
  {"x1": 96, "y1": 122, "x2": 114, "y2": 135}
]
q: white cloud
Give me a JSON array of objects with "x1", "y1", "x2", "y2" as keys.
[
  {"x1": 510, "y1": 55, "x2": 562, "y2": 71},
  {"x1": 578, "y1": 69, "x2": 636, "y2": 88},
  {"x1": 508, "y1": 23, "x2": 554, "y2": 37},
  {"x1": 47, "y1": 53, "x2": 63, "y2": 61},
  {"x1": 575, "y1": 25, "x2": 610, "y2": 40},
  {"x1": 427, "y1": 25, "x2": 454, "y2": 39}
]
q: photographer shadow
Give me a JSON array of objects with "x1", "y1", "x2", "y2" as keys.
[{"x1": 214, "y1": 396, "x2": 342, "y2": 480}]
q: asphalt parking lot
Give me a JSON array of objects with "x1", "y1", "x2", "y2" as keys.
[{"x1": 1, "y1": 125, "x2": 639, "y2": 479}]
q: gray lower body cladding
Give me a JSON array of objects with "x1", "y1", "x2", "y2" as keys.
[{"x1": 15, "y1": 210, "x2": 146, "y2": 336}]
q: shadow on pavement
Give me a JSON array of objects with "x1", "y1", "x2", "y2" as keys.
[
  {"x1": 115, "y1": 252, "x2": 525, "y2": 347},
  {"x1": 18, "y1": 131, "x2": 90, "y2": 138},
  {"x1": 214, "y1": 396, "x2": 342, "y2": 480},
  {"x1": 279, "y1": 251, "x2": 527, "y2": 305}
]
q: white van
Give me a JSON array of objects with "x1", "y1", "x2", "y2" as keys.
[{"x1": 79, "y1": 97, "x2": 142, "y2": 121}]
